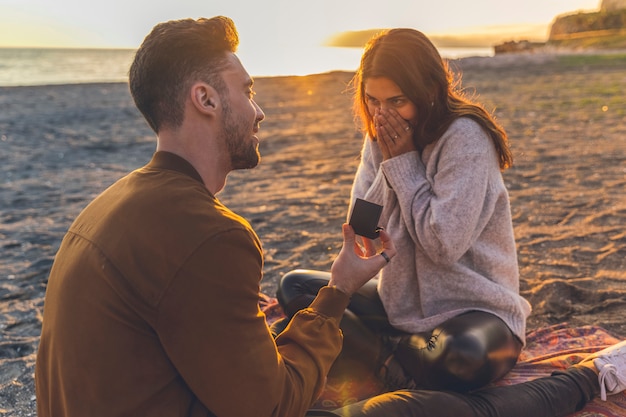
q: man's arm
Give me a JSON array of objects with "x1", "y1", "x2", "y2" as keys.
[{"x1": 157, "y1": 224, "x2": 394, "y2": 417}]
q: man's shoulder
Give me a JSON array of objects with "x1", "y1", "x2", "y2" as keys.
[{"x1": 71, "y1": 167, "x2": 258, "y2": 262}]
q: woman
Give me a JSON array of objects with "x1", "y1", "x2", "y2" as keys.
[{"x1": 277, "y1": 28, "x2": 531, "y2": 393}]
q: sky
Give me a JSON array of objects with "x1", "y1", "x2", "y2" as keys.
[{"x1": 0, "y1": 0, "x2": 601, "y2": 75}]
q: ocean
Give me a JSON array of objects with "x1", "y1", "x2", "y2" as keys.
[
  {"x1": 0, "y1": 48, "x2": 136, "y2": 87},
  {"x1": 0, "y1": 46, "x2": 493, "y2": 87}
]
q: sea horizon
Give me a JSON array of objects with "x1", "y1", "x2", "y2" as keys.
[{"x1": 0, "y1": 45, "x2": 494, "y2": 87}]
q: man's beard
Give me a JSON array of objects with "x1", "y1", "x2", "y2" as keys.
[{"x1": 222, "y1": 101, "x2": 260, "y2": 170}]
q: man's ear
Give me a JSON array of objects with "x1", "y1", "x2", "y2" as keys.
[{"x1": 190, "y1": 82, "x2": 219, "y2": 115}]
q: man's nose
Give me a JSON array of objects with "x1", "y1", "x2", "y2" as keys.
[{"x1": 254, "y1": 101, "x2": 265, "y2": 122}]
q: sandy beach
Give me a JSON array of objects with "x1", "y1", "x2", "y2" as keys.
[{"x1": 1, "y1": 52, "x2": 625, "y2": 415}]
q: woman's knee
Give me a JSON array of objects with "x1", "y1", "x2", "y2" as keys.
[
  {"x1": 394, "y1": 329, "x2": 488, "y2": 391},
  {"x1": 395, "y1": 312, "x2": 521, "y2": 392},
  {"x1": 436, "y1": 330, "x2": 496, "y2": 389},
  {"x1": 436, "y1": 312, "x2": 521, "y2": 362},
  {"x1": 276, "y1": 269, "x2": 331, "y2": 316}
]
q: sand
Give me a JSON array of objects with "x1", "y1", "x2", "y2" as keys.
[{"x1": 1, "y1": 52, "x2": 625, "y2": 415}]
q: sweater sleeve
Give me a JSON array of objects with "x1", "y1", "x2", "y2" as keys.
[
  {"x1": 156, "y1": 228, "x2": 349, "y2": 417},
  {"x1": 381, "y1": 119, "x2": 499, "y2": 265},
  {"x1": 349, "y1": 135, "x2": 388, "y2": 217}
]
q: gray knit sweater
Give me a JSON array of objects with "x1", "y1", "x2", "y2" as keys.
[{"x1": 349, "y1": 117, "x2": 531, "y2": 344}]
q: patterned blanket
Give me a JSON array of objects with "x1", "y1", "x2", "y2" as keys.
[{"x1": 260, "y1": 295, "x2": 626, "y2": 416}]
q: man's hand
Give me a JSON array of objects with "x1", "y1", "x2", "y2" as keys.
[{"x1": 328, "y1": 224, "x2": 396, "y2": 296}]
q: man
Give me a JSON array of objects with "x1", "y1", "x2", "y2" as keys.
[{"x1": 35, "y1": 16, "x2": 395, "y2": 417}]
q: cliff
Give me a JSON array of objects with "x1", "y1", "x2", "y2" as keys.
[
  {"x1": 496, "y1": 1, "x2": 626, "y2": 53},
  {"x1": 549, "y1": 8, "x2": 626, "y2": 48}
]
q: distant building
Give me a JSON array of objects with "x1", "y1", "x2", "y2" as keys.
[
  {"x1": 494, "y1": 40, "x2": 544, "y2": 54},
  {"x1": 601, "y1": 0, "x2": 626, "y2": 12}
]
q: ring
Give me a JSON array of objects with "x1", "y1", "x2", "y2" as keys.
[
  {"x1": 393, "y1": 135, "x2": 398, "y2": 139},
  {"x1": 380, "y1": 251, "x2": 391, "y2": 263},
  {"x1": 405, "y1": 126, "x2": 411, "y2": 131}
]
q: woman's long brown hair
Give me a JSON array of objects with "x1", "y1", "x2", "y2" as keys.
[{"x1": 351, "y1": 28, "x2": 513, "y2": 170}]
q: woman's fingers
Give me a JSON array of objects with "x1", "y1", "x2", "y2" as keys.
[
  {"x1": 375, "y1": 108, "x2": 415, "y2": 157},
  {"x1": 382, "y1": 108, "x2": 410, "y2": 138}
]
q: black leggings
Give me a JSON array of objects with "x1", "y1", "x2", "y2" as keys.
[
  {"x1": 306, "y1": 367, "x2": 598, "y2": 417},
  {"x1": 276, "y1": 269, "x2": 523, "y2": 393}
]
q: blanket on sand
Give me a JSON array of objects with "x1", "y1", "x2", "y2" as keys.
[{"x1": 260, "y1": 295, "x2": 626, "y2": 416}]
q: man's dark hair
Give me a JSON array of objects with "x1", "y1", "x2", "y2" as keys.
[{"x1": 129, "y1": 16, "x2": 239, "y2": 133}]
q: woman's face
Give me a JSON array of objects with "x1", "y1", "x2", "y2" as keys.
[{"x1": 364, "y1": 76, "x2": 418, "y2": 125}]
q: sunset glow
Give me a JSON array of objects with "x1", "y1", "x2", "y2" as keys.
[
  {"x1": 0, "y1": 0, "x2": 601, "y2": 48},
  {"x1": 0, "y1": 0, "x2": 602, "y2": 76}
]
